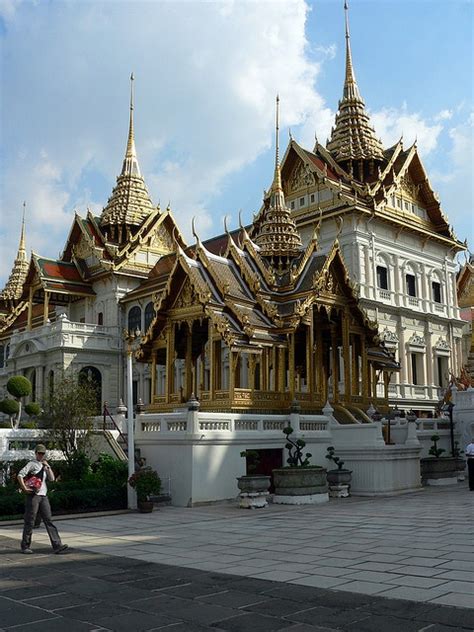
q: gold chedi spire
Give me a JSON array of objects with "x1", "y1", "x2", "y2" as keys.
[
  {"x1": 100, "y1": 73, "x2": 155, "y2": 240},
  {"x1": 254, "y1": 96, "x2": 302, "y2": 265},
  {"x1": 1, "y1": 202, "x2": 29, "y2": 303},
  {"x1": 326, "y1": 1, "x2": 384, "y2": 175}
]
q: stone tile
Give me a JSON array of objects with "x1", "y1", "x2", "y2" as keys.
[
  {"x1": 435, "y1": 560, "x2": 474, "y2": 571},
  {"x1": 435, "y1": 570, "x2": 474, "y2": 582},
  {"x1": 0, "y1": 597, "x2": 56, "y2": 628},
  {"x1": 244, "y1": 597, "x2": 313, "y2": 618},
  {"x1": 429, "y1": 580, "x2": 474, "y2": 595},
  {"x1": 376, "y1": 585, "x2": 452, "y2": 602},
  {"x1": 346, "y1": 561, "x2": 404, "y2": 573},
  {"x1": 23, "y1": 592, "x2": 99, "y2": 611},
  {"x1": 393, "y1": 566, "x2": 448, "y2": 578},
  {"x1": 5, "y1": 617, "x2": 106, "y2": 631},
  {"x1": 251, "y1": 571, "x2": 310, "y2": 583},
  {"x1": 429, "y1": 592, "x2": 474, "y2": 609},
  {"x1": 0, "y1": 585, "x2": 65, "y2": 601},
  {"x1": 416, "y1": 604, "x2": 474, "y2": 627},
  {"x1": 397, "y1": 557, "x2": 447, "y2": 568},
  {"x1": 58, "y1": 601, "x2": 135, "y2": 623},
  {"x1": 302, "y1": 566, "x2": 356, "y2": 578},
  {"x1": 216, "y1": 613, "x2": 291, "y2": 631},
  {"x1": 290, "y1": 575, "x2": 348, "y2": 589},
  {"x1": 383, "y1": 575, "x2": 450, "y2": 589},
  {"x1": 332, "y1": 580, "x2": 391, "y2": 595},
  {"x1": 95, "y1": 611, "x2": 180, "y2": 631},
  {"x1": 344, "y1": 614, "x2": 430, "y2": 632},
  {"x1": 440, "y1": 550, "x2": 474, "y2": 562},
  {"x1": 284, "y1": 605, "x2": 371, "y2": 628},
  {"x1": 343, "y1": 571, "x2": 403, "y2": 584}
]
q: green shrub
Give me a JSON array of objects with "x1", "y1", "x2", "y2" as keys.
[
  {"x1": 92, "y1": 453, "x2": 128, "y2": 486},
  {"x1": 25, "y1": 403, "x2": 41, "y2": 417},
  {"x1": 7, "y1": 376, "x2": 32, "y2": 398},
  {"x1": 128, "y1": 468, "x2": 161, "y2": 502},
  {"x1": 0, "y1": 399, "x2": 20, "y2": 416}
]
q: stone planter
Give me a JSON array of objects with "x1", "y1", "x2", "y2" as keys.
[
  {"x1": 326, "y1": 469, "x2": 352, "y2": 498},
  {"x1": 138, "y1": 500, "x2": 154, "y2": 513},
  {"x1": 272, "y1": 467, "x2": 328, "y2": 505},
  {"x1": 420, "y1": 457, "x2": 458, "y2": 486},
  {"x1": 237, "y1": 475, "x2": 271, "y2": 508}
]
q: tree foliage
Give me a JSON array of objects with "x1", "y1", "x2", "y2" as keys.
[
  {"x1": 7, "y1": 376, "x2": 32, "y2": 398},
  {"x1": 41, "y1": 372, "x2": 98, "y2": 464},
  {"x1": 25, "y1": 402, "x2": 41, "y2": 417},
  {"x1": 0, "y1": 399, "x2": 20, "y2": 416}
]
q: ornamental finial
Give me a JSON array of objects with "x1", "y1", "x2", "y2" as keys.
[{"x1": 121, "y1": 72, "x2": 140, "y2": 177}]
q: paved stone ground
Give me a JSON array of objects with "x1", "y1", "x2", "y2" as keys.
[
  {"x1": 0, "y1": 484, "x2": 473, "y2": 630},
  {"x1": 1, "y1": 535, "x2": 474, "y2": 631}
]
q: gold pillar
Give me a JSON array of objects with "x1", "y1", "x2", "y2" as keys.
[
  {"x1": 342, "y1": 308, "x2": 351, "y2": 401},
  {"x1": 361, "y1": 334, "x2": 368, "y2": 399},
  {"x1": 272, "y1": 347, "x2": 277, "y2": 391},
  {"x1": 43, "y1": 291, "x2": 49, "y2": 325},
  {"x1": 208, "y1": 321, "x2": 214, "y2": 397},
  {"x1": 151, "y1": 351, "x2": 156, "y2": 400},
  {"x1": 331, "y1": 324, "x2": 339, "y2": 403},
  {"x1": 27, "y1": 287, "x2": 34, "y2": 330},
  {"x1": 351, "y1": 335, "x2": 358, "y2": 396},
  {"x1": 308, "y1": 309, "x2": 314, "y2": 397},
  {"x1": 278, "y1": 347, "x2": 286, "y2": 392},
  {"x1": 229, "y1": 350, "x2": 236, "y2": 402},
  {"x1": 315, "y1": 324, "x2": 324, "y2": 402},
  {"x1": 166, "y1": 324, "x2": 175, "y2": 403},
  {"x1": 248, "y1": 354, "x2": 256, "y2": 391},
  {"x1": 288, "y1": 333, "x2": 295, "y2": 400},
  {"x1": 184, "y1": 322, "x2": 193, "y2": 400}
]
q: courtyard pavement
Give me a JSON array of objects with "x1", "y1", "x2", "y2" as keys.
[{"x1": 0, "y1": 484, "x2": 473, "y2": 630}]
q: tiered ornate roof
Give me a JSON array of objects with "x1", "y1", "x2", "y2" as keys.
[
  {"x1": 100, "y1": 74, "x2": 156, "y2": 240},
  {"x1": 1, "y1": 206, "x2": 29, "y2": 304},
  {"x1": 326, "y1": 1, "x2": 384, "y2": 177},
  {"x1": 254, "y1": 97, "x2": 303, "y2": 265}
]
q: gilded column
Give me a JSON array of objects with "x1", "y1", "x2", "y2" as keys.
[
  {"x1": 361, "y1": 333, "x2": 368, "y2": 399},
  {"x1": 184, "y1": 322, "x2": 193, "y2": 399},
  {"x1": 43, "y1": 291, "x2": 49, "y2": 325},
  {"x1": 288, "y1": 333, "x2": 295, "y2": 400},
  {"x1": 307, "y1": 310, "x2": 314, "y2": 396},
  {"x1": 150, "y1": 351, "x2": 156, "y2": 401},
  {"x1": 315, "y1": 325, "x2": 324, "y2": 402},
  {"x1": 342, "y1": 308, "x2": 351, "y2": 401},
  {"x1": 166, "y1": 323, "x2": 175, "y2": 403},
  {"x1": 278, "y1": 347, "x2": 286, "y2": 392},
  {"x1": 208, "y1": 321, "x2": 214, "y2": 398},
  {"x1": 331, "y1": 324, "x2": 339, "y2": 403},
  {"x1": 27, "y1": 286, "x2": 33, "y2": 330}
]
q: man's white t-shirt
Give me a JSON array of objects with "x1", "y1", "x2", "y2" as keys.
[
  {"x1": 466, "y1": 442, "x2": 474, "y2": 458},
  {"x1": 18, "y1": 460, "x2": 54, "y2": 496}
]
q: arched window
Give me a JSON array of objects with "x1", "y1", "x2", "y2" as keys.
[
  {"x1": 98, "y1": 312, "x2": 104, "y2": 325},
  {"x1": 0, "y1": 345, "x2": 4, "y2": 369},
  {"x1": 128, "y1": 306, "x2": 141, "y2": 334},
  {"x1": 144, "y1": 302, "x2": 155, "y2": 332},
  {"x1": 48, "y1": 370, "x2": 54, "y2": 398},
  {"x1": 79, "y1": 366, "x2": 102, "y2": 414}
]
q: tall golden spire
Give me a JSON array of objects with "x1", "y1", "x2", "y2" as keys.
[
  {"x1": 326, "y1": 1, "x2": 384, "y2": 176},
  {"x1": 1, "y1": 202, "x2": 29, "y2": 303},
  {"x1": 254, "y1": 96, "x2": 302, "y2": 265},
  {"x1": 343, "y1": 0, "x2": 361, "y2": 101},
  {"x1": 122, "y1": 72, "x2": 140, "y2": 177},
  {"x1": 100, "y1": 73, "x2": 155, "y2": 239}
]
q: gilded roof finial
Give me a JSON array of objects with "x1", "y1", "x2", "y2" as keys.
[
  {"x1": 274, "y1": 94, "x2": 282, "y2": 189},
  {"x1": 343, "y1": 1, "x2": 360, "y2": 101},
  {"x1": 122, "y1": 72, "x2": 140, "y2": 177},
  {"x1": 19, "y1": 202, "x2": 27, "y2": 260}
]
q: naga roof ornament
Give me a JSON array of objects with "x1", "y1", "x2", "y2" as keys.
[
  {"x1": 326, "y1": 1, "x2": 384, "y2": 167},
  {"x1": 1, "y1": 203, "x2": 29, "y2": 303},
  {"x1": 253, "y1": 96, "x2": 302, "y2": 264},
  {"x1": 100, "y1": 73, "x2": 156, "y2": 235}
]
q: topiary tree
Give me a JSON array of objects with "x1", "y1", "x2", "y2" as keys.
[
  {"x1": 2, "y1": 376, "x2": 39, "y2": 429},
  {"x1": 25, "y1": 402, "x2": 41, "y2": 417},
  {"x1": 0, "y1": 398, "x2": 20, "y2": 428}
]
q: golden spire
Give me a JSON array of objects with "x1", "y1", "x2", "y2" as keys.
[
  {"x1": 122, "y1": 72, "x2": 140, "y2": 177},
  {"x1": 326, "y1": 1, "x2": 384, "y2": 172},
  {"x1": 1, "y1": 202, "x2": 29, "y2": 302},
  {"x1": 253, "y1": 96, "x2": 302, "y2": 264},
  {"x1": 100, "y1": 73, "x2": 155, "y2": 237},
  {"x1": 343, "y1": 1, "x2": 361, "y2": 101}
]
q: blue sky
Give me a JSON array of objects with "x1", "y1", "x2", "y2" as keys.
[{"x1": 0, "y1": 0, "x2": 472, "y2": 286}]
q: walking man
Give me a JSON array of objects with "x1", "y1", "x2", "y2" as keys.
[
  {"x1": 17, "y1": 444, "x2": 68, "y2": 554},
  {"x1": 466, "y1": 438, "x2": 474, "y2": 491}
]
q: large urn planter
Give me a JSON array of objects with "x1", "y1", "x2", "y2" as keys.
[
  {"x1": 138, "y1": 500, "x2": 154, "y2": 513},
  {"x1": 237, "y1": 476, "x2": 271, "y2": 508},
  {"x1": 420, "y1": 457, "x2": 458, "y2": 486},
  {"x1": 272, "y1": 467, "x2": 329, "y2": 505},
  {"x1": 326, "y1": 469, "x2": 352, "y2": 498}
]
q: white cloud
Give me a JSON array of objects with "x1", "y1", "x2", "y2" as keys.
[
  {"x1": 435, "y1": 109, "x2": 453, "y2": 121},
  {"x1": 0, "y1": 0, "x2": 23, "y2": 21},
  {"x1": 1, "y1": 0, "x2": 335, "y2": 281},
  {"x1": 371, "y1": 104, "x2": 443, "y2": 156}
]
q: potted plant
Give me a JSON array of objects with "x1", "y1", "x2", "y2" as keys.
[
  {"x1": 237, "y1": 450, "x2": 271, "y2": 508},
  {"x1": 128, "y1": 467, "x2": 161, "y2": 512},
  {"x1": 325, "y1": 446, "x2": 352, "y2": 497},
  {"x1": 272, "y1": 426, "x2": 328, "y2": 505},
  {"x1": 420, "y1": 434, "x2": 458, "y2": 486}
]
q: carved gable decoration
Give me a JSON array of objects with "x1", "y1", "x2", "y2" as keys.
[
  {"x1": 289, "y1": 161, "x2": 316, "y2": 193},
  {"x1": 173, "y1": 278, "x2": 197, "y2": 309},
  {"x1": 435, "y1": 337, "x2": 450, "y2": 351},
  {"x1": 399, "y1": 171, "x2": 423, "y2": 204},
  {"x1": 152, "y1": 223, "x2": 174, "y2": 253},
  {"x1": 73, "y1": 236, "x2": 93, "y2": 260}
]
